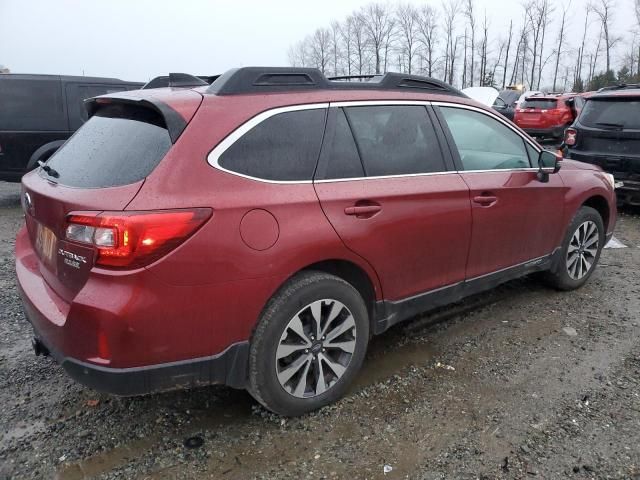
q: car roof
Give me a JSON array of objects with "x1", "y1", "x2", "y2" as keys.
[
  {"x1": 591, "y1": 88, "x2": 640, "y2": 98},
  {"x1": 0, "y1": 73, "x2": 142, "y2": 85}
]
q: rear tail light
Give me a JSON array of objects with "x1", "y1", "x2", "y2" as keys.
[
  {"x1": 564, "y1": 128, "x2": 577, "y2": 147},
  {"x1": 65, "y1": 209, "x2": 212, "y2": 269}
]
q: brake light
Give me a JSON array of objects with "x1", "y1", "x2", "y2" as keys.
[
  {"x1": 564, "y1": 128, "x2": 577, "y2": 147},
  {"x1": 65, "y1": 209, "x2": 212, "y2": 268}
]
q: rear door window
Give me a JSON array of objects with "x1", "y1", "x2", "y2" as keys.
[
  {"x1": 342, "y1": 105, "x2": 445, "y2": 176},
  {"x1": 521, "y1": 99, "x2": 558, "y2": 110},
  {"x1": 218, "y1": 108, "x2": 326, "y2": 181},
  {"x1": 0, "y1": 77, "x2": 66, "y2": 131},
  {"x1": 43, "y1": 104, "x2": 171, "y2": 188},
  {"x1": 579, "y1": 98, "x2": 640, "y2": 129}
]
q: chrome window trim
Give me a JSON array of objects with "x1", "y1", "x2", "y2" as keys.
[
  {"x1": 207, "y1": 99, "x2": 544, "y2": 185},
  {"x1": 207, "y1": 103, "x2": 329, "y2": 185},
  {"x1": 431, "y1": 100, "x2": 543, "y2": 153}
]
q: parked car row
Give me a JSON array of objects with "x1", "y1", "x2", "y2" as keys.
[{"x1": 16, "y1": 67, "x2": 618, "y2": 416}]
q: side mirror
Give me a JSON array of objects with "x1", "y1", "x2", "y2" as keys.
[{"x1": 537, "y1": 150, "x2": 562, "y2": 182}]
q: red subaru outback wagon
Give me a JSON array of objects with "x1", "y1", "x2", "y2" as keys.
[{"x1": 16, "y1": 68, "x2": 617, "y2": 416}]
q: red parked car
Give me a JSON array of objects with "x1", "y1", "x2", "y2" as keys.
[
  {"x1": 514, "y1": 94, "x2": 579, "y2": 139},
  {"x1": 16, "y1": 68, "x2": 617, "y2": 416}
]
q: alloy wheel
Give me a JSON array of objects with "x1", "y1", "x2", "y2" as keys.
[
  {"x1": 566, "y1": 220, "x2": 599, "y2": 280},
  {"x1": 275, "y1": 299, "x2": 357, "y2": 398}
]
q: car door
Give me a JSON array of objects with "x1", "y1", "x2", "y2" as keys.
[
  {"x1": 313, "y1": 103, "x2": 472, "y2": 302},
  {"x1": 434, "y1": 103, "x2": 568, "y2": 279}
]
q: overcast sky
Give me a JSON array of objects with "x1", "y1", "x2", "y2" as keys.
[{"x1": 0, "y1": 0, "x2": 635, "y2": 81}]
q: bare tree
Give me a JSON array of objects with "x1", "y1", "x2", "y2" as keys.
[
  {"x1": 589, "y1": 0, "x2": 619, "y2": 73},
  {"x1": 287, "y1": 40, "x2": 308, "y2": 67},
  {"x1": 339, "y1": 18, "x2": 354, "y2": 76},
  {"x1": 502, "y1": 20, "x2": 514, "y2": 88},
  {"x1": 329, "y1": 21, "x2": 341, "y2": 76},
  {"x1": 478, "y1": 11, "x2": 489, "y2": 85},
  {"x1": 360, "y1": 3, "x2": 395, "y2": 73},
  {"x1": 552, "y1": 1, "x2": 570, "y2": 91},
  {"x1": 309, "y1": 28, "x2": 331, "y2": 74},
  {"x1": 415, "y1": 4, "x2": 439, "y2": 77},
  {"x1": 524, "y1": 0, "x2": 551, "y2": 89},
  {"x1": 464, "y1": 0, "x2": 477, "y2": 86},
  {"x1": 396, "y1": 4, "x2": 418, "y2": 74},
  {"x1": 442, "y1": 0, "x2": 463, "y2": 84},
  {"x1": 350, "y1": 14, "x2": 368, "y2": 75}
]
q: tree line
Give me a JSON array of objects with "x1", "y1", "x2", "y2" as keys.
[{"x1": 288, "y1": 0, "x2": 640, "y2": 92}]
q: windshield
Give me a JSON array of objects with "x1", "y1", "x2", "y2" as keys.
[
  {"x1": 43, "y1": 104, "x2": 171, "y2": 188},
  {"x1": 521, "y1": 99, "x2": 558, "y2": 110},
  {"x1": 580, "y1": 98, "x2": 640, "y2": 129}
]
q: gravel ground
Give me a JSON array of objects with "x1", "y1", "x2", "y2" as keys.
[{"x1": 0, "y1": 180, "x2": 639, "y2": 480}]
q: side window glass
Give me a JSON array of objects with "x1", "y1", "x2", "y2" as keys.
[
  {"x1": 321, "y1": 109, "x2": 365, "y2": 179},
  {"x1": 218, "y1": 108, "x2": 326, "y2": 181},
  {"x1": 440, "y1": 107, "x2": 531, "y2": 171},
  {"x1": 343, "y1": 105, "x2": 445, "y2": 176}
]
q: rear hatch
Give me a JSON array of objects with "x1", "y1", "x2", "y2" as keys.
[
  {"x1": 571, "y1": 96, "x2": 640, "y2": 179},
  {"x1": 21, "y1": 90, "x2": 203, "y2": 302},
  {"x1": 516, "y1": 98, "x2": 559, "y2": 128}
]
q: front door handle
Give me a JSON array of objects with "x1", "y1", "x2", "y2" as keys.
[
  {"x1": 472, "y1": 195, "x2": 498, "y2": 207},
  {"x1": 344, "y1": 203, "x2": 382, "y2": 218}
]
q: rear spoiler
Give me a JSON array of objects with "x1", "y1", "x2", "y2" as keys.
[{"x1": 85, "y1": 96, "x2": 188, "y2": 143}]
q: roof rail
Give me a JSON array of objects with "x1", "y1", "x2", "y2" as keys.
[
  {"x1": 206, "y1": 67, "x2": 465, "y2": 97},
  {"x1": 598, "y1": 83, "x2": 640, "y2": 92}
]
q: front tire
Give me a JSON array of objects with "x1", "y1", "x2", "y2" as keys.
[
  {"x1": 248, "y1": 271, "x2": 369, "y2": 416},
  {"x1": 544, "y1": 206, "x2": 605, "y2": 291}
]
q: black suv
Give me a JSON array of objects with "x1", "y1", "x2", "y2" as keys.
[
  {"x1": 0, "y1": 74, "x2": 142, "y2": 182},
  {"x1": 564, "y1": 85, "x2": 640, "y2": 205}
]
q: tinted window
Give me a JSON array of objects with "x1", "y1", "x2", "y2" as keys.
[
  {"x1": 0, "y1": 78, "x2": 65, "y2": 131},
  {"x1": 521, "y1": 99, "x2": 558, "y2": 109},
  {"x1": 321, "y1": 109, "x2": 365, "y2": 179},
  {"x1": 440, "y1": 107, "x2": 531, "y2": 170},
  {"x1": 218, "y1": 109, "x2": 326, "y2": 181},
  {"x1": 44, "y1": 104, "x2": 171, "y2": 188},
  {"x1": 580, "y1": 98, "x2": 640, "y2": 129},
  {"x1": 343, "y1": 105, "x2": 445, "y2": 176}
]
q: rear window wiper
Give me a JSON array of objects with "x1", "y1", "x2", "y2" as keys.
[
  {"x1": 595, "y1": 122, "x2": 625, "y2": 130},
  {"x1": 38, "y1": 160, "x2": 60, "y2": 178}
]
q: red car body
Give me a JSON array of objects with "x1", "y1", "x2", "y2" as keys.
[
  {"x1": 514, "y1": 94, "x2": 579, "y2": 139},
  {"x1": 16, "y1": 69, "x2": 617, "y2": 398}
]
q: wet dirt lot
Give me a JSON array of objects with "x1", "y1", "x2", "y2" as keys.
[{"x1": 0, "y1": 181, "x2": 639, "y2": 480}]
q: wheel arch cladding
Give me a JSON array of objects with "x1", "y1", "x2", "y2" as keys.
[{"x1": 582, "y1": 195, "x2": 610, "y2": 231}]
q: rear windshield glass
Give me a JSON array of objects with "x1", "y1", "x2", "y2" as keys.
[
  {"x1": 579, "y1": 98, "x2": 640, "y2": 129},
  {"x1": 42, "y1": 104, "x2": 171, "y2": 188},
  {"x1": 521, "y1": 99, "x2": 558, "y2": 109}
]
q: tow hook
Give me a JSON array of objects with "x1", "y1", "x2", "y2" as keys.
[{"x1": 32, "y1": 337, "x2": 49, "y2": 357}]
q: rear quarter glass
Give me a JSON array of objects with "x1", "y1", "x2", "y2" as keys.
[{"x1": 43, "y1": 104, "x2": 171, "y2": 188}]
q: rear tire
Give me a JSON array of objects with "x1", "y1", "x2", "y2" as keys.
[
  {"x1": 543, "y1": 206, "x2": 604, "y2": 291},
  {"x1": 248, "y1": 271, "x2": 369, "y2": 416}
]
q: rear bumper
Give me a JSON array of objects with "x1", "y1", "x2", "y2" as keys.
[
  {"x1": 28, "y1": 325, "x2": 248, "y2": 395},
  {"x1": 14, "y1": 225, "x2": 280, "y2": 395},
  {"x1": 522, "y1": 126, "x2": 566, "y2": 138},
  {"x1": 567, "y1": 151, "x2": 640, "y2": 205}
]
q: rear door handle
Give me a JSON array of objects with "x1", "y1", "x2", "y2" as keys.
[
  {"x1": 472, "y1": 195, "x2": 498, "y2": 207},
  {"x1": 344, "y1": 205, "x2": 382, "y2": 216}
]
